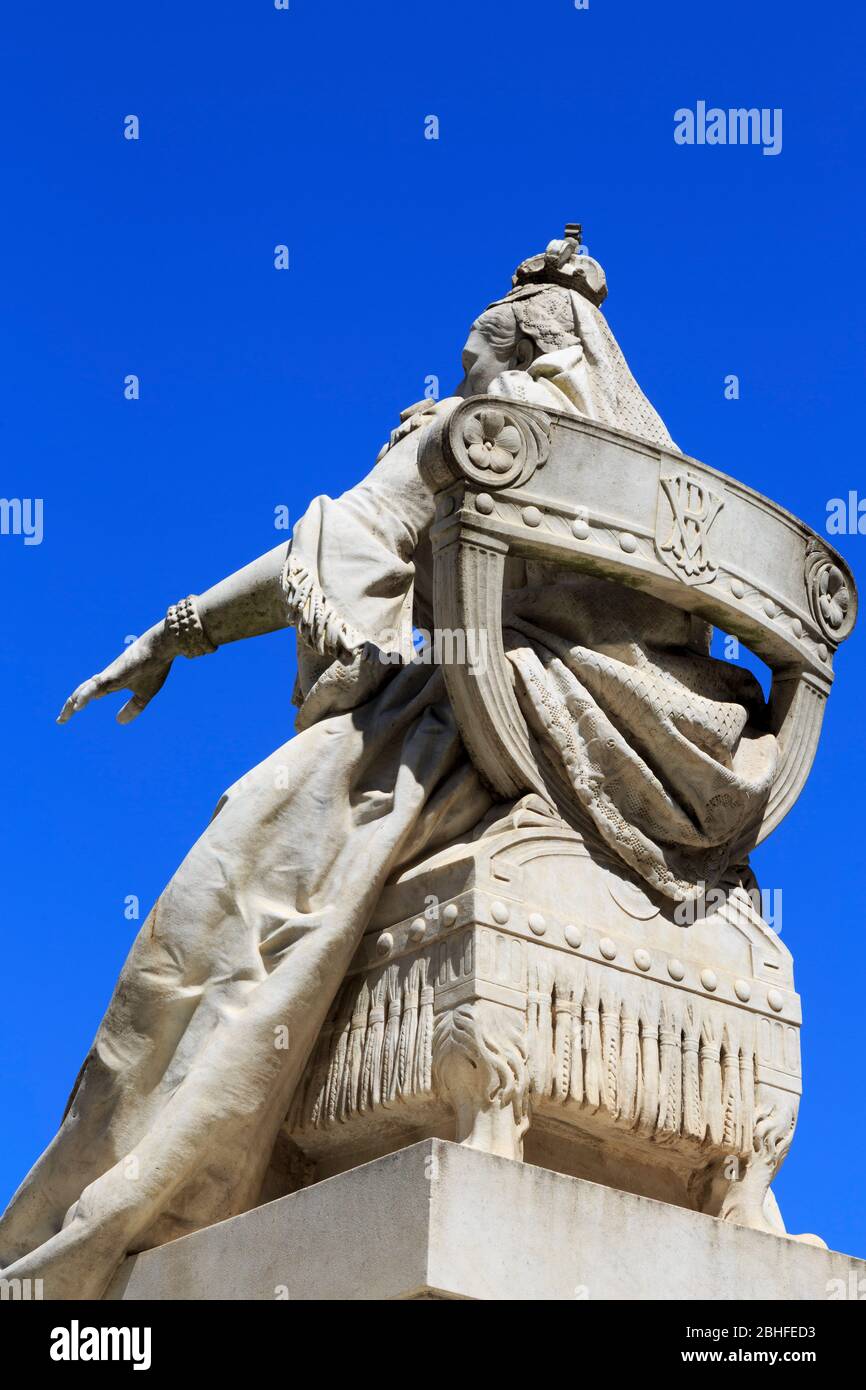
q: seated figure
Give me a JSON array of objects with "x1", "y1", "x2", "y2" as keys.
[{"x1": 0, "y1": 230, "x2": 840, "y2": 1299}]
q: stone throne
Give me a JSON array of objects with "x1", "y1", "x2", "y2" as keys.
[{"x1": 281, "y1": 398, "x2": 857, "y2": 1237}]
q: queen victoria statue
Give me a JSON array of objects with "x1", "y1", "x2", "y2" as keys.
[{"x1": 0, "y1": 229, "x2": 856, "y2": 1299}]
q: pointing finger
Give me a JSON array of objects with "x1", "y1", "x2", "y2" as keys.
[{"x1": 57, "y1": 679, "x2": 98, "y2": 724}]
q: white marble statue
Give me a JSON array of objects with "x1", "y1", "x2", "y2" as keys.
[{"x1": 1, "y1": 230, "x2": 845, "y2": 1299}]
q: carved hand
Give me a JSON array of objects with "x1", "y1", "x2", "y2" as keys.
[
  {"x1": 56, "y1": 543, "x2": 295, "y2": 727},
  {"x1": 57, "y1": 622, "x2": 178, "y2": 726}
]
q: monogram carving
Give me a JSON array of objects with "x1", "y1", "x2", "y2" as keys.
[{"x1": 656, "y1": 469, "x2": 725, "y2": 585}]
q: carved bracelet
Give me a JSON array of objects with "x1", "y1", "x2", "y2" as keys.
[{"x1": 165, "y1": 595, "x2": 217, "y2": 658}]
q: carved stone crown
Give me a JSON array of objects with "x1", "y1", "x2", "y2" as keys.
[{"x1": 512, "y1": 225, "x2": 608, "y2": 308}]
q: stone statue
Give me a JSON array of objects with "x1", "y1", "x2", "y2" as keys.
[{"x1": 0, "y1": 230, "x2": 856, "y2": 1299}]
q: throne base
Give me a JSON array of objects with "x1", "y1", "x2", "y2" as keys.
[{"x1": 279, "y1": 814, "x2": 805, "y2": 1238}]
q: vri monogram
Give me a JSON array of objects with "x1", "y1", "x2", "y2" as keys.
[{"x1": 656, "y1": 470, "x2": 724, "y2": 585}]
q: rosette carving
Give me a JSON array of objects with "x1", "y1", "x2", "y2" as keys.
[
  {"x1": 450, "y1": 400, "x2": 550, "y2": 489},
  {"x1": 418, "y1": 395, "x2": 551, "y2": 493},
  {"x1": 463, "y1": 409, "x2": 523, "y2": 475},
  {"x1": 805, "y1": 540, "x2": 856, "y2": 644}
]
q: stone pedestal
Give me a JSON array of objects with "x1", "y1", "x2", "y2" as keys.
[{"x1": 106, "y1": 1141, "x2": 865, "y2": 1302}]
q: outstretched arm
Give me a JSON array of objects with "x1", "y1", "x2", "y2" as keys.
[
  {"x1": 58, "y1": 396, "x2": 460, "y2": 728},
  {"x1": 195, "y1": 541, "x2": 289, "y2": 645},
  {"x1": 58, "y1": 542, "x2": 290, "y2": 726}
]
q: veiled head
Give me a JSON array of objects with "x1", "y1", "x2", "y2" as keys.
[
  {"x1": 455, "y1": 229, "x2": 609, "y2": 397},
  {"x1": 456, "y1": 287, "x2": 583, "y2": 398}
]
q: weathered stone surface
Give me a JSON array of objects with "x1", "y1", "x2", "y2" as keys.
[{"x1": 108, "y1": 1141, "x2": 866, "y2": 1302}]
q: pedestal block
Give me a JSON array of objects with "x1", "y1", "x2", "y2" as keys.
[{"x1": 108, "y1": 1141, "x2": 866, "y2": 1302}]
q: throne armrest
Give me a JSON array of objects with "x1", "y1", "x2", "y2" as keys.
[{"x1": 418, "y1": 396, "x2": 857, "y2": 844}]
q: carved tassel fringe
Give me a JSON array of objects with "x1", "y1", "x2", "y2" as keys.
[
  {"x1": 682, "y1": 1004, "x2": 702, "y2": 1140},
  {"x1": 359, "y1": 970, "x2": 387, "y2": 1112},
  {"x1": 292, "y1": 938, "x2": 762, "y2": 1162},
  {"x1": 381, "y1": 965, "x2": 403, "y2": 1107},
  {"x1": 700, "y1": 1013, "x2": 724, "y2": 1146},
  {"x1": 600, "y1": 984, "x2": 621, "y2": 1118},
  {"x1": 413, "y1": 957, "x2": 434, "y2": 1094},
  {"x1": 583, "y1": 973, "x2": 604, "y2": 1112},
  {"x1": 568, "y1": 962, "x2": 586, "y2": 1106},
  {"x1": 637, "y1": 993, "x2": 660, "y2": 1135},
  {"x1": 720, "y1": 1026, "x2": 738, "y2": 1149},
  {"x1": 338, "y1": 979, "x2": 368, "y2": 1120},
  {"x1": 397, "y1": 960, "x2": 421, "y2": 1098},
  {"x1": 616, "y1": 977, "x2": 641, "y2": 1126}
]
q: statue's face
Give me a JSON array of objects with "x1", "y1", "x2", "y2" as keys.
[
  {"x1": 456, "y1": 305, "x2": 538, "y2": 398},
  {"x1": 455, "y1": 323, "x2": 510, "y2": 398}
]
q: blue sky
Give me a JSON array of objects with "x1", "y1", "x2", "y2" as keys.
[{"x1": 1, "y1": 0, "x2": 865, "y2": 1258}]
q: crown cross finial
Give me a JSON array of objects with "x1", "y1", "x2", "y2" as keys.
[{"x1": 564, "y1": 222, "x2": 582, "y2": 245}]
